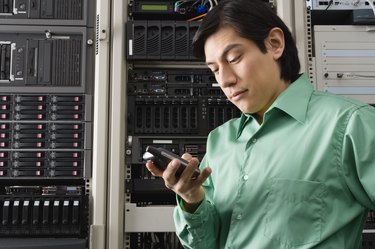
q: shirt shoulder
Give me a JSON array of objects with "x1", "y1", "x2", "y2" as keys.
[
  {"x1": 310, "y1": 90, "x2": 370, "y2": 115},
  {"x1": 307, "y1": 91, "x2": 375, "y2": 139}
]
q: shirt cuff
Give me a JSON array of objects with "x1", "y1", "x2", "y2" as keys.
[{"x1": 175, "y1": 195, "x2": 209, "y2": 227}]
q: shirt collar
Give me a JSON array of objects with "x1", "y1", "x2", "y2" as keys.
[
  {"x1": 270, "y1": 74, "x2": 312, "y2": 124},
  {"x1": 236, "y1": 74, "x2": 313, "y2": 138},
  {"x1": 236, "y1": 113, "x2": 252, "y2": 138}
]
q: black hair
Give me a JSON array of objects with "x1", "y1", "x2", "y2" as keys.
[{"x1": 192, "y1": 0, "x2": 300, "y2": 82}]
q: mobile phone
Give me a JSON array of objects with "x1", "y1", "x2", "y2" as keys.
[{"x1": 143, "y1": 146, "x2": 200, "y2": 179}]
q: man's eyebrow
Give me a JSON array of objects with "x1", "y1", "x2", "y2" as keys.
[{"x1": 206, "y1": 43, "x2": 242, "y2": 66}]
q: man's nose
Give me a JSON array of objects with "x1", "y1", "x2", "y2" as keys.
[{"x1": 217, "y1": 66, "x2": 236, "y2": 88}]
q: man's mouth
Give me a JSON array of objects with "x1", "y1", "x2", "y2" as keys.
[{"x1": 231, "y1": 90, "x2": 247, "y2": 100}]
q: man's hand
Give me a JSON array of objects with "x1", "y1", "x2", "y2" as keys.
[{"x1": 146, "y1": 153, "x2": 212, "y2": 213}]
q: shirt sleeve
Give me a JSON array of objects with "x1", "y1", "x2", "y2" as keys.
[
  {"x1": 173, "y1": 156, "x2": 220, "y2": 249},
  {"x1": 342, "y1": 105, "x2": 375, "y2": 210}
]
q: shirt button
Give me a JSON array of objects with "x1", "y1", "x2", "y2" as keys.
[
  {"x1": 243, "y1": 174, "x2": 249, "y2": 181},
  {"x1": 252, "y1": 138, "x2": 257, "y2": 143},
  {"x1": 236, "y1": 214, "x2": 243, "y2": 220}
]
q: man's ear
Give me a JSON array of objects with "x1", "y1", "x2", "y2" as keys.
[{"x1": 265, "y1": 27, "x2": 285, "y2": 60}]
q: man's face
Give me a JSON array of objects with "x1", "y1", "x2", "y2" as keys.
[{"x1": 204, "y1": 26, "x2": 288, "y2": 120}]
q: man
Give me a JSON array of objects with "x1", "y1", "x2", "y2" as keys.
[{"x1": 146, "y1": 0, "x2": 375, "y2": 248}]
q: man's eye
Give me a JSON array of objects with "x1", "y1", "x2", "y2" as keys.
[
  {"x1": 211, "y1": 68, "x2": 219, "y2": 74},
  {"x1": 228, "y1": 56, "x2": 240, "y2": 64}
]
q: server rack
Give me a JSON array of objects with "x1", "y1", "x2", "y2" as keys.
[
  {"x1": 107, "y1": 0, "x2": 375, "y2": 248},
  {"x1": 0, "y1": 0, "x2": 104, "y2": 248},
  {"x1": 304, "y1": 1, "x2": 375, "y2": 247},
  {"x1": 122, "y1": 1, "x2": 273, "y2": 248}
]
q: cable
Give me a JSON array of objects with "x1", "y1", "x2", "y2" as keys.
[
  {"x1": 325, "y1": 0, "x2": 334, "y2": 10},
  {"x1": 175, "y1": 0, "x2": 208, "y2": 14},
  {"x1": 337, "y1": 72, "x2": 375, "y2": 78},
  {"x1": 351, "y1": 73, "x2": 375, "y2": 78},
  {"x1": 187, "y1": 13, "x2": 207, "y2": 21},
  {"x1": 365, "y1": 0, "x2": 375, "y2": 16},
  {"x1": 208, "y1": 0, "x2": 214, "y2": 10}
]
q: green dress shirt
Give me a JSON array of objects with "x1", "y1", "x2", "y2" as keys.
[{"x1": 174, "y1": 74, "x2": 375, "y2": 249}]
